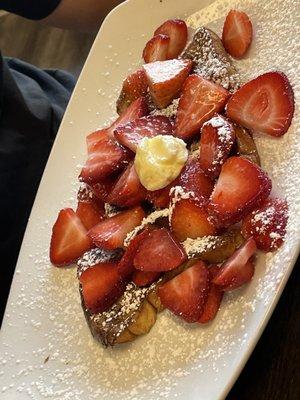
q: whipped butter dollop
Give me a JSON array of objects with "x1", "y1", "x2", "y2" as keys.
[{"x1": 134, "y1": 135, "x2": 188, "y2": 191}]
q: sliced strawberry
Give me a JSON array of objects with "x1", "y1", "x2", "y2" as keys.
[
  {"x1": 88, "y1": 206, "x2": 145, "y2": 250},
  {"x1": 133, "y1": 228, "x2": 187, "y2": 272},
  {"x1": 209, "y1": 156, "x2": 272, "y2": 225},
  {"x1": 86, "y1": 97, "x2": 149, "y2": 150},
  {"x1": 106, "y1": 162, "x2": 147, "y2": 207},
  {"x1": 117, "y1": 228, "x2": 152, "y2": 279},
  {"x1": 154, "y1": 19, "x2": 188, "y2": 59},
  {"x1": 143, "y1": 59, "x2": 193, "y2": 109},
  {"x1": 146, "y1": 179, "x2": 178, "y2": 208},
  {"x1": 175, "y1": 75, "x2": 230, "y2": 140},
  {"x1": 79, "y1": 263, "x2": 125, "y2": 313},
  {"x1": 226, "y1": 72, "x2": 294, "y2": 137},
  {"x1": 213, "y1": 238, "x2": 257, "y2": 291},
  {"x1": 199, "y1": 115, "x2": 235, "y2": 179},
  {"x1": 198, "y1": 265, "x2": 224, "y2": 324},
  {"x1": 90, "y1": 175, "x2": 118, "y2": 202},
  {"x1": 158, "y1": 261, "x2": 209, "y2": 322},
  {"x1": 242, "y1": 198, "x2": 288, "y2": 252},
  {"x1": 143, "y1": 34, "x2": 170, "y2": 63},
  {"x1": 222, "y1": 10, "x2": 252, "y2": 58},
  {"x1": 80, "y1": 132, "x2": 131, "y2": 184},
  {"x1": 116, "y1": 69, "x2": 148, "y2": 115},
  {"x1": 178, "y1": 157, "x2": 214, "y2": 199},
  {"x1": 132, "y1": 270, "x2": 161, "y2": 287},
  {"x1": 76, "y1": 201, "x2": 104, "y2": 231},
  {"x1": 114, "y1": 115, "x2": 173, "y2": 152},
  {"x1": 50, "y1": 208, "x2": 92, "y2": 266},
  {"x1": 171, "y1": 198, "x2": 216, "y2": 242}
]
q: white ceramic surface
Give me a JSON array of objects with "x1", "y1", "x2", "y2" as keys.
[{"x1": 0, "y1": 0, "x2": 299, "y2": 399}]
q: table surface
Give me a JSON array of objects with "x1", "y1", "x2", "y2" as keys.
[{"x1": 0, "y1": 13, "x2": 299, "y2": 400}]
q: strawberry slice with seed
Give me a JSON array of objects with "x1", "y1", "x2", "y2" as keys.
[
  {"x1": 158, "y1": 261, "x2": 209, "y2": 322},
  {"x1": 80, "y1": 132, "x2": 131, "y2": 184},
  {"x1": 76, "y1": 201, "x2": 104, "y2": 231},
  {"x1": 171, "y1": 198, "x2": 216, "y2": 242},
  {"x1": 133, "y1": 228, "x2": 187, "y2": 272},
  {"x1": 209, "y1": 156, "x2": 272, "y2": 226},
  {"x1": 226, "y1": 72, "x2": 294, "y2": 137},
  {"x1": 199, "y1": 115, "x2": 235, "y2": 179},
  {"x1": 50, "y1": 208, "x2": 92, "y2": 266},
  {"x1": 116, "y1": 69, "x2": 148, "y2": 115},
  {"x1": 242, "y1": 198, "x2": 288, "y2": 252},
  {"x1": 88, "y1": 206, "x2": 145, "y2": 250},
  {"x1": 114, "y1": 115, "x2": 173, "y2": 152},
  {"x1": 143, "y1": 34, "x2": 170, "y2": 63},
  {"x1": 222, "y1": 10, "x2": 253, "y2": 59},
  {"x1": 132, "y1": 271, "x2": 161, "y2": 287},
  {"x1": 89, "y1": 175, "x2": 118, "y2": 203},
  {"x1": 80, "y1": 263, "x2": 125, "y2": 313},
  {"x1": 106, "y1": 162, "x2": 147, "y2": 207},
  {"x1": 212, "y1": 238, "x2": 257, "y2": 291},
  {"x1": 143, "y1": 59, "x2": 193, "y2": 109},
  {"x1": 154, "y1": 19, "x2": 188, "y2": 59},
  {"x1": 175, "y1": 75, "x2": 230, "y2": 140}
]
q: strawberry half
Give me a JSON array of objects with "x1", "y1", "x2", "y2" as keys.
[
  {"x1": 158, "y1": 261, "x2": 209, "y2": 322},
  {"x1": 143, "y1": 59, "x2": 193, "y2": 109},
  {"x1": 133, "y1": 228, "x2": 187, "y2": 272},
  {"x1": 178, "y1": 157, "x2": 214, "y2": 199},
  {"x1": 154, "y1": 19, "x2": 188, "y2": 59},
  {"x1": 50, "y1": 208, "x2": 92, "y2": 266},
  {"x1": 114, "y1": 115, "x2": 173, "y2": 152},
  {"x1": 242, "y1": 198, "x2": 288, "y2": 252},
  {"x1": 222, "y1": 10, "x2": 253, "y2": 58},
  {"x1": 88, "y1": 206, "x2": 145, "y2": 250},
  {"x1": 199, "y1": 115, "x2": 235, "y2": 179},
  {"x1": 143, "y1": 34, "x2": 170, "y2": 63},
  {"x1": 175, "y1": 75, "x2": 230, "y2": 140},
  {"x1": 132, "y1": 271, "x2": 161, "y2": 287},
  {"x1": 171, "y1": 198, "x2": 216, "y2": 242},
  {"x1": 79, "y1": 263, "x2": 125, "y2": 313},
  {"x1": 226, "y1": 72, "x2": 294, "y2": 137},
  {"x1": 106, "y1": 162, "x2": 147, "y2": 207},
  {"x1": 116, "y1": 69, "x2": 148, "y2": 115},
  {"x1": 146, "y1": 178, "x2": 178, "y2": 208},
  {"x1": 213, "y1": 237, "x2": 256, "y2": 291},
  {"x1": 198, "y1": 265, "x2": 224, "y2": 324},
  {"x1": 209, "y1": 156, "x2": 272, "y2": 225},
  {"x1": 89, "y1": 175, "x2": 118, "y2": 203},
  {"x1": 76, "y1": 201, "x2": 104, "y2": 231},
  {"x1": 80, "y1": 132, "x2": 131, "y2": 184}
]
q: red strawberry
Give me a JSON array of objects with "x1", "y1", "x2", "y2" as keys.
[
  {"x1": 226, "y1": 72, "x2": 294, "y2": 137},
  {"x1": 171, "y1": 198, "x2": 216, "y2": 242},
  {"x1": 86, "y1": 97, "x2": 149, "y2": 150},
  {"x1": 133, "y1": 228, "x2": 187, "y2": 272},
  {"x1": 199, "y1": 115, "x2": 235, "y2": 179},
  {"x1": 50, "y1": 208, "x2": 92, "y2": 266},
  {"x1": 146, "y1": 179, "x2": 178, "y2": 208},
  {"x1": 117, "y1": 228, "x2": 152, "y2": 279},
  {"x1": 88, "y1": 206, "x2": 145, "y2": 250},
  {"x1": 114, "y1": 115, "x2": 173, "y2": 152},
  {"x1": 76, "y1": 201, "x2": 104, "y2": 231},
  {"x1": 212, "y1": 238, "x2": 257, "y2": 291},
  {"x1": 175, "y1": 75, "x2": 230, "y2": 140},
  {"x1": 242, "y1": 198, "x2": 288, "y2": 252},
  {"x1": 158, "y1": 261, "x2": 209, "y2": 322},
  {"x1": 198, "y1": 265, "x2": 224, "y2": 324},
  {"x1": 143, "y1": 59, "x2": 193, "y2": 109},
  {"x1": 79, "y1": 263, "x2": 125, "y2": 313},
  {"x1": 178, "y1": 157, "x2": 214, "y2": 199},
  {"x1": 222, "y1": 10, "x2": 253, "y2": 58},
  {"x1": 80, "y1": 132, "x2": 131, "y2": 184},
  {"x1": 132, "y1": 270, "x2": 161, "y2": 287},
  {"x1": 143, "y1": 34, "x2": 170, "y2": 63},
  {"x1": 89, "y1": 175, "x2": 118, "y2": 202},
  {"x1": 106, "y1": 162, "x2": 147, "y2": 207},
  {"x1": 116, "y1": 69, "x2": 148, "y2": 115},
  {"x1": 154, "y1": 19, "x2": 188, "y2": 59},
  {"x1": 209, "y1": 156, "x2": 272, "y2": 225}
]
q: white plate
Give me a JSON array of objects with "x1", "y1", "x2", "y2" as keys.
[{"x1": 1, "y1": 0, "x2": 299, "y2": 399}]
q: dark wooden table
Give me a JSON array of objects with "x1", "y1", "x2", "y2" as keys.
[{"x1": 0, "y1": 13, "x2": 299, "y2": 400}]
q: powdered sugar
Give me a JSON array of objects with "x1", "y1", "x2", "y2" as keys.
[
  {"x1": 150, "y1": 98, "x2": 179, "y2": 118},
  {"x1": 182, "y1": 236, "x2": 219, "y2": 258},
  {"x1": 77, "y1": 248, "x2": 122, "y2": 274}
]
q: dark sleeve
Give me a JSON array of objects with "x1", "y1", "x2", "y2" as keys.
[{"x1": 0, "y1": 0, "x2": 62, "y2": 20}]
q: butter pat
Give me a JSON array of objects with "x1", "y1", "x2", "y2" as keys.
[{"x1": 134, "y1": 135, "x2": 188, "y2": 191}]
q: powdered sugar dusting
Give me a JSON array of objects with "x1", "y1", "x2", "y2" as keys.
[{"x1": 150, "y1": 98, "x2": 179, "y2": 118}]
